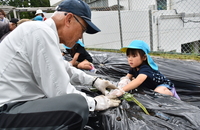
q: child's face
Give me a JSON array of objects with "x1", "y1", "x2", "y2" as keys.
[{"x1": 127, "y1": 52, "x2": 146, "y2": 68}]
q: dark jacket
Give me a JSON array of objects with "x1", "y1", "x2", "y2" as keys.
[{"x1": 0, "y1": 22, "x2": 10, "y2": 39}]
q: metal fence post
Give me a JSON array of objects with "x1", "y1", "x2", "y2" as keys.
[
  {"x1": 148, "y1": 6, "x2": 153, "y2": 51},
  {"x1": 117, "y1": 0, "x2": 123, "y2": 48}
]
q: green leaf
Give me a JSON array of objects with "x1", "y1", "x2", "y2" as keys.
[{"x1": 122, "y1": 93, "x2": 150, "y2": 115}]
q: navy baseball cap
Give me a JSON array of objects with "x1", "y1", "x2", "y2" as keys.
[
  {"x1": 10, "y1": 18, "x2": 19, "y2": 24},
  {"x1": 56, "y1": 0, "x2": 100, "y2": 34}
]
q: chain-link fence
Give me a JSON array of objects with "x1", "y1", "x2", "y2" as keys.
[{"x1": 82, "y1": 0, "x2": 200, "y2": 54}]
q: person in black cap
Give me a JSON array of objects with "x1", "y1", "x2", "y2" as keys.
[
  {"x1": 0, "y1": 0, "x2": 120, "y2": 129},
  {"x1": 0, "y1": 18, "x2": 19, "y2": 42}
]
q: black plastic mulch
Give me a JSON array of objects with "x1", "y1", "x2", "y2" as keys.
[{"x1": 65, "y1": 51, "x2": 200, "y2": 130}]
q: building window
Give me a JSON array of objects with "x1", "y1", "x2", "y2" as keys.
[{"x1": 157, "y1": 0, "x2": 167, "y2": 10}]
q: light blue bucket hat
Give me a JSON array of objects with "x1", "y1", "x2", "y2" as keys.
[
  {"x1": 120, "y1": 40, "x2": 158, "y2": 70},
  {"x1": 62, "y1": 40, "x2": 85, "y2": 49}
]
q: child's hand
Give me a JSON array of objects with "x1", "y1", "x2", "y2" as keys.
[
  {"x1": 118, "y1": 76, "x2": 131, "y2": 88},
  {"x1": 106, "y1": 88, "x2": 125, "y2": 99}
]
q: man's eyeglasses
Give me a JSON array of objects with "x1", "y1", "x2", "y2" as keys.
[
  {"x1": 73, "y1": 15, "x2": 87, "y2": 33},
  {"x1": 64, "y1": 13, "x2": 87, "y2": 33}
]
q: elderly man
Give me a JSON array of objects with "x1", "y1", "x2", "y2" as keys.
[{"x1": 0, "y1": 0, "x2": 120, "y2": 129}]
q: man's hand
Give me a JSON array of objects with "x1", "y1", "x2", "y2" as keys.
[
  {"x1": 93, "y1": 78, "x2": 117, "y2": 95},
  {"x1": 107, "y1": 88, "x2": 125, "y2": 99},
  {"x1": 94, "y1": 95, "x2": 121, "y2": 111}
]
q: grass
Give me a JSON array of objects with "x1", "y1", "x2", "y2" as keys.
[
  {"x1": 150, "y1": 52, "x2": 200, "y2": 62},
  {"x1": 86, "y1": 48, "x2": 200, "y2": 62}
]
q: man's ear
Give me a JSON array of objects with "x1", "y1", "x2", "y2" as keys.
[{"x1": 65, "y1": 13, "x2": 73, "y2": 26}]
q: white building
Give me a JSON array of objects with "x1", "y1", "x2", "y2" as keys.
[
  {"x1": 4, "y1": 0, "x2": 200, "y2": 53},
  {"x1": 81, "y1": 0, "x2": 200, "y2": 53}
]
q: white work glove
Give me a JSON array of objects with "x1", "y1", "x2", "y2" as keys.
[
  {"x1": 107, "y1": 88, "x2": 125, "y2": 99},
  {"x1": 117, "y1": 76, "x2": 131, "y2": 88},
  {"x1": 93, "y1": 78, "x2": 118, "y2": 95},
  {"x1": 94, "y1": 95, "x2": 121, "y2": 111}
]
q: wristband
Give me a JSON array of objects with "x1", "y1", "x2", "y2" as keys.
[
  {"x1": 94, "y1": 99, "x2": 97, "y2": 106},
  {"x1": 92, "y1": 77, "x2": 98, "y2": 86}
]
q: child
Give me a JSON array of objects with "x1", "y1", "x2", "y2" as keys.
[
  {"x1": 34, "y1": 9, "x2": 47, "y2": 21},
  {"x1": 63, "y1": 40, "x2": 96, "y2": 73},
  {"x1": 108, "y1": 40, "x2": 180, "y2": 99}
]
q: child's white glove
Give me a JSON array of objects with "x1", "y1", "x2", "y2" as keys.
[
  {"x1": 94, "y1": 95, "x2": 121, "y2": 111},
  {"x1": 106, "y1": 88, "x2": 125, "y2": 99},
  {"x1": 117, "y1": 76, "x2": 131, "y2": 88}
]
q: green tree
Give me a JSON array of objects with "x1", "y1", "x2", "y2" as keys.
[
  {"x1": 8, "y1": 0, "x2": 50, "y2": 7},
  {"x1": 30, "y1": 0, "x2": 50, "y2": 7},
  {"x1": 0, "y1": 0, "x2": 9, "y2": 5},
  {"x1": 1, "y1": 0, "x2": 50, "y2": 19}
]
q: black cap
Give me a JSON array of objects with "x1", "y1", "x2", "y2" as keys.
[
  {"x1": 10, "y1": 18, "x2": 19, "y2": 24},
  {"x1": 56, "y1": 0, "x2": 100, "y2": 34}
]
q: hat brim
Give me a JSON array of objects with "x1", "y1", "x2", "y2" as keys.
[
  {"x1": 120, "y1": 45, "x2": 143, "y2": 52},
  {"x1": 120, "y1": 47, "x2": 128, "y2": 52},
  {"x1": 83, "y1": 18, "x2": 100, "y2": 34}
]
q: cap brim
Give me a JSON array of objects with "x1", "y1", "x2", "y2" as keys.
[
  {"x1": 83, "y1": 18, "x2": 100, "y2": 34},
  {"x1": 120, "y1": 44, "x2": 144, "y2": 52},
  {"x1": 120, "y1": 46, "x2": 140, "y2": 52}
]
